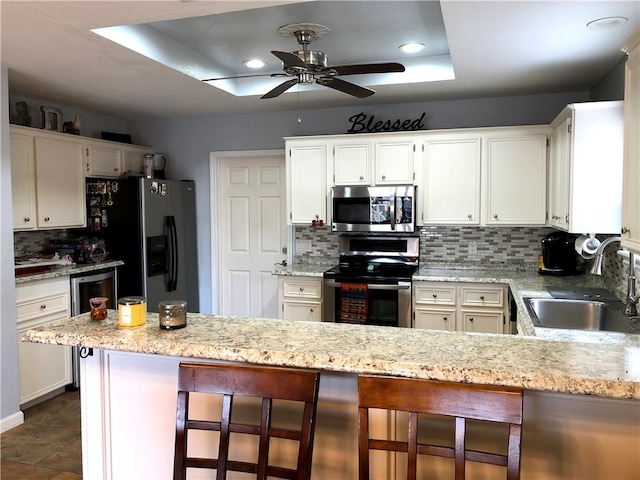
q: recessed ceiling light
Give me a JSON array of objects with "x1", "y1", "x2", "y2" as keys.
[
  {"x1": 244, "y1": 59, "x2": 266, "y2": 69},
  {"x1": 399, "y1": 43, "x2": 425, "y2": 54},
  {"x1": 586, "y1": 16, "x2": 628, "y2": 30}
]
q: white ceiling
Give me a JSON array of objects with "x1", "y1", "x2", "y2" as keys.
[{"x1": 2, "y1": 1, "x2": 638, "y2": 120}]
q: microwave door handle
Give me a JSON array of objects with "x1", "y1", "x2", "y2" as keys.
[{"x1": 390, "y1": 191, "x2": 396, "y2": 230}]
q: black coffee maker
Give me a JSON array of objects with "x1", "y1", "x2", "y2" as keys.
[{"x1": 539, "y1": 231, "x2": 586, "y2": 276}]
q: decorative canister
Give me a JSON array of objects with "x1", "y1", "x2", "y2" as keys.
[
  {"x1": 158, "y1": 300, "x2": 187, "y2": 330},
  {"x1": 118, "y1": 296, "x2": 147, "y2": 327}
]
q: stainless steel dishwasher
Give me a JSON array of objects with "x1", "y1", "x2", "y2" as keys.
[{"x1": 69, "y1": 267, "x2": 118, "y2": 388}]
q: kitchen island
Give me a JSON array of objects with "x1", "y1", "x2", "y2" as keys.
[{"x1": 23, "y1": 305, "x2": 640, "y2": 479}]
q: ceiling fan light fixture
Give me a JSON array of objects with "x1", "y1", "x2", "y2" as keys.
[
  {"x1": 586, "y1": 16, "x2": 628, "y2": 30},
  {"x1": 243, "y1": 59, "x2": 266, "y2": 69},
  {"x1": 399, "y1": 43, "x2": 425, "y2": 54}
]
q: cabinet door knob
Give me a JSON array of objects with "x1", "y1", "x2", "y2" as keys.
[
  {"x1": 24, "y1": 217, "x2": 30, "y2": 222},
  {"x1": 480, "y1": 295, "x2": 485, "y2": 300},
  {"x1": 114, "y1": 168, "x2": 119, "y2": 172},
  {"x1": 493, "y1": 214, "x2": 498, "y2": 220},
  {"x1": 40, "y1": 304, "x2": 47, "y2": 310},
  {"x1": 44, "y1": 217, "x2": 50, "y2": 222},
  {"x1": 469, "y1": 317, "x2": 474, "y2": 322},
  {"x1": 432, "y1": 294, "x2": 437, "y2": 298},
  {"x1": 359, "y1": 175, "x2": 364, "y2": 180},
  {"x1": 299, "y1": 287, "x2": 304, "y2": 292},
  {"x1": 310, "y1": 308, "x2": 315, "y2": 313},
  {"x1": 467, "y1": 214, "x2": 472, "y2": 219},
  {"x1": 381, "y1": 175, "x2": 386, "y2": 180},
  {"x1": 443, "y1": 316, "x2": 448, "y2": 321}
]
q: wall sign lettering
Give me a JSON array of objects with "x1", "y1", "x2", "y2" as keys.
[{"x1": 346, "y1": 112, "x2": 426, "y2": 134}]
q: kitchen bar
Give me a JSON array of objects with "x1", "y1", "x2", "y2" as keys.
[{"x1": 22, "y1": 269, "x2": 640, "y2": 479}]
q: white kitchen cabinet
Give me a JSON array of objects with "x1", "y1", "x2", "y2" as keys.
[
  {"x1": 484, "y1": 132, "x2": 548, "y2": 226},
  {"x1": 33, "y1": 133, "x2": 86, "y2": 229},
  {"x1": 621, "y1": 31, "x2": 640, "y2": 252},
  {"x1": 373, "y1": 137, "x2": 415, "y2": 185},
  {"x1": 548, "y1": 101, "x2": 624, "y2": 234},
  {"x1": 10, "y1": 131, "x2": 37, "y2": 230},
  {"x1": 122, "y1": 145, "x2": 150, "y2": 176},
  {"x1": 286, "y1": 140, "x2": 328, "y2": 225},
  {"x1": 279, "y1": 277, "x2": 322, "y2": 321},
  {"x1": 421, "y1": 135, "x2": 481, "y2": 225},
  {"x1": 86, "y1": 141, "x2": 122, "y2": 177},
  {"x1": 16, "y1": 277, "x2": 72, "y2": 405},
  {"x1": 332, "y1": 140, "x2": 372, "y2": 185},
  {"x1": 413, "y1": 281, "x2": 507, "y2": 334},
  {"x1": 332, "y1": 136, "x2": 415, "y2": 186}
]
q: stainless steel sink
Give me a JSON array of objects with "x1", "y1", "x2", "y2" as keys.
[{"x1": 524, "y1": 298, "x2": 639, "y2": 333}]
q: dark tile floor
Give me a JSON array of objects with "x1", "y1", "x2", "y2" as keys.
[{"x1": 1, "y1": 391, "x2": 82, "y2": 479}]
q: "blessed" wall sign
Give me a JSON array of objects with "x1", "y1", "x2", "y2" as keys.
[{"x1": 346, "y1": 112, "x2": 426, "y2": 133}]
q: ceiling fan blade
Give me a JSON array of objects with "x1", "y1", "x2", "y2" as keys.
[
  {"x1": 330, "y1": 62, "x2": 405, "y2": 76},
  {"x1": 261, "y1": 78, "x2": 299, "y2": 99},
  {"x1": 201, "y1": 73, "x2": 287, "y2": 82},
  {"x1": 271, "y1": 51, "x2": 308, "y2": 70},
  {"x1": 316, "y1": 77, "x2": 374, "y2": 98}
]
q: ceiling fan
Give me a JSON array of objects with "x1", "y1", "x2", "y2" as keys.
[{"x1": 201, "y1": 23, "x2": 405, "y2": 99}]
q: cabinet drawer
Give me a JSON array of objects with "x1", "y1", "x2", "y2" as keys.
[
  {"x1": 414, "y1": 307, "x2": 456, "y2": 331},
  {"x1": 460, "y1": 286, "x2": 504, "y2": 308},
  {"x1": 17, "y1": 292, "x2": 69, "y2": 322},
  {"x1": 281, "y1": 278, "x2": 322, "y2": 299},
  {"x1": 413, "y1": 284, "x2": 456, "y2": 305}
]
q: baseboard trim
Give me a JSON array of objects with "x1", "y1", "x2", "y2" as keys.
[{"x1": 1, "y1": 410, "x2": 24, "y2": 433}]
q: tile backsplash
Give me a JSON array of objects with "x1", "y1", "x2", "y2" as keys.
[{"x1": 294, "y1": 225, "x2": 637, "y2": 303}]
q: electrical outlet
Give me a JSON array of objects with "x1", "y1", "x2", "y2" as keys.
[
  {"x1": 296, "y1": 240, "x2": 312, "y2": 253},
  {"x1": 468, "y1": 241, "x2": 477, "y2": 254}
]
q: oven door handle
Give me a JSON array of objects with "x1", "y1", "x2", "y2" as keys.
[{"x1": 324, "y1": 280, "x2": 411, "y2": 290}]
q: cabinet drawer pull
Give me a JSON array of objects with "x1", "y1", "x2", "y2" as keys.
[
  {"x1": 310, "y1": 308, "x2": 315, "y2": 313},
  {"x1": 299, "y1": 287, "x2": 304, "y2": 292},
  {"x1": 469, "y1": 317, "x2": 474, "y2": 322},
  {"x1": 359, "y1": 175, "x2": 364, "y2": 180},
  {"x1": 381, "y1": 175, "x2": 386, "y2": 180},
  {"x1": 432, "y1": 294, "x2": 437, "y2": 298},
  {"x1": 40, "y1": 304, "x2": 47, "y2": 310},
  {"x1": 480, "y1": 295, "x2": 485, "y2": 300},
  {"x1": 443, "y1": 316, "x2": 448, "y2": 321},
  {"x1": 493, "y1": 214, "x2": 498, "y2": 220},
  {"x1": 24, "y1": 217, "x2": 30, "y2": 222},
  {"x1": 44, "y1": 216, "x2": 50, "y2": 222},
  {"x1": 467, "y1": 214, "x2": 472, "y2": 219}
]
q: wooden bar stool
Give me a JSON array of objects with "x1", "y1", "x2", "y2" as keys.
[
  {"x1": 174, "y1": 362, "x2": 321, "y2": 480},
  {"x1": 358, "y1": 375, "x2": 523, "y2": 480}
]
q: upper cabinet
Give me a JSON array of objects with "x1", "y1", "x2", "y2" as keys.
[
  {"x1": 418, "y1": 126, "x2": 548, "y2": 227},
  {"x1": 10, "y1": 125, "x2": 149, "y2": 230},
  {"x1": 548, "y1": 101, "x2": 624, "y2": 234},
  {"x1": 86, "y1": 141, "x2": 122, "y2": 177},
  {"x1": 421, "y1": 134, "x2": 481, "y2": 225},
  {"x1": 33, "y1": 133, "x2": 86, "y2": 229},
  {"x1": 621, "y1": 31, "x2": 640, "y2": 253},
  {"x1": 286, "y1": 140, "x2": 328, "y2": 225},
  {"x1": 332, "y1": 136, "x2": 415, "y2": 186},
  {"x1": 484, "y1": 130, "x2": 548, "y2": 226},
  {"x1": 10, "y1": 131, "x2": 38, "y2": 230}
]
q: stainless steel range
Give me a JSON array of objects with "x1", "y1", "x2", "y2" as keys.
[{"x1": 323, "y1": 236, "x2": 419, "y2": 327}]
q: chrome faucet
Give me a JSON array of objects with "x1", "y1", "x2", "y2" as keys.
[
  {"x1": 590, "y1": 236, "x2": 621, "y2": 276},
  {"x1": 625, "y1": 252, "x2": 638, "y2": 317}
]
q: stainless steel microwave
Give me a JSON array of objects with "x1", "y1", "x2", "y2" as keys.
[{"x1": 331, "y1": 185, "x2": 416, "y2": 232}]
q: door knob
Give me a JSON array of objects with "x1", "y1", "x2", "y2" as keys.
[{"x1": 274, "y1": 260, "x2": 288, "y2": 267}]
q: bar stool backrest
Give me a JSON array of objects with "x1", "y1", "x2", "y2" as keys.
[
  {"x1": 174, "y1": 362, "x2": 321, "y2": 480},
  {"x1": 358, "y1": 376, "x2": 523, "y2": 480}
]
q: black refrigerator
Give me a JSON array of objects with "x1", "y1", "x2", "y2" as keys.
[{"x1": 86, "y1": 177, "x2": 199, "y2": 312}]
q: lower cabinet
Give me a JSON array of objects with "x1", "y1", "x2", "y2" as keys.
[
  {"x1": 279, "y1": 277, "x2": 323, "y2": 321},
  {"x1": 16, "y1": 277, "x2": 72, "y2": 405},
  {"x1": 413, "y1": 281, "x2": 508, "y2": 334}
]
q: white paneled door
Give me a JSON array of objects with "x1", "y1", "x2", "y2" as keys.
[{"x1": 219, "y1": 153, "x2": 286, "y2": 318}]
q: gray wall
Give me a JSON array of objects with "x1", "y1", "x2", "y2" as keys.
[
  {"x1": 127, "y1": 91, "x2": 589, "y2": 313},
  {"x1": 1, "y1": 66, "x2": 21, "y2": 426}
]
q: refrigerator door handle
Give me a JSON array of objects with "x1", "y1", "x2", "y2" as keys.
[{"x1": 166, "y1": 216, "x2": 178, "y2": 292}]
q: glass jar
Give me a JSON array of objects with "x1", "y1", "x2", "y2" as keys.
[
  {"x1": 118, "y1": 296, "x2": 147, "y2": 327},
  {"x1": 158, "y1": 300, "x2": 187, "y2": 330}
]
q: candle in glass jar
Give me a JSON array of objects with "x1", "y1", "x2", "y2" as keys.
[
  {"x1": 158, "y1": 300, "x2": 187, "y2": 330},
  {"x1": 118, "y1": 296, "x2": 147, "y2": 327}
]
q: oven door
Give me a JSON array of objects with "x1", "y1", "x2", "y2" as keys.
[{"x1": 323, "y1": 279, "x2": 412, "y2": 327}]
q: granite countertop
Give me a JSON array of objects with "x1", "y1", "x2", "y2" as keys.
[
  {"x1": 22, "y1": 310, "x2": 640, "y2": 399},
  {"x1": 15, "y1": 260, "x2": 124, "y2": 284}
]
